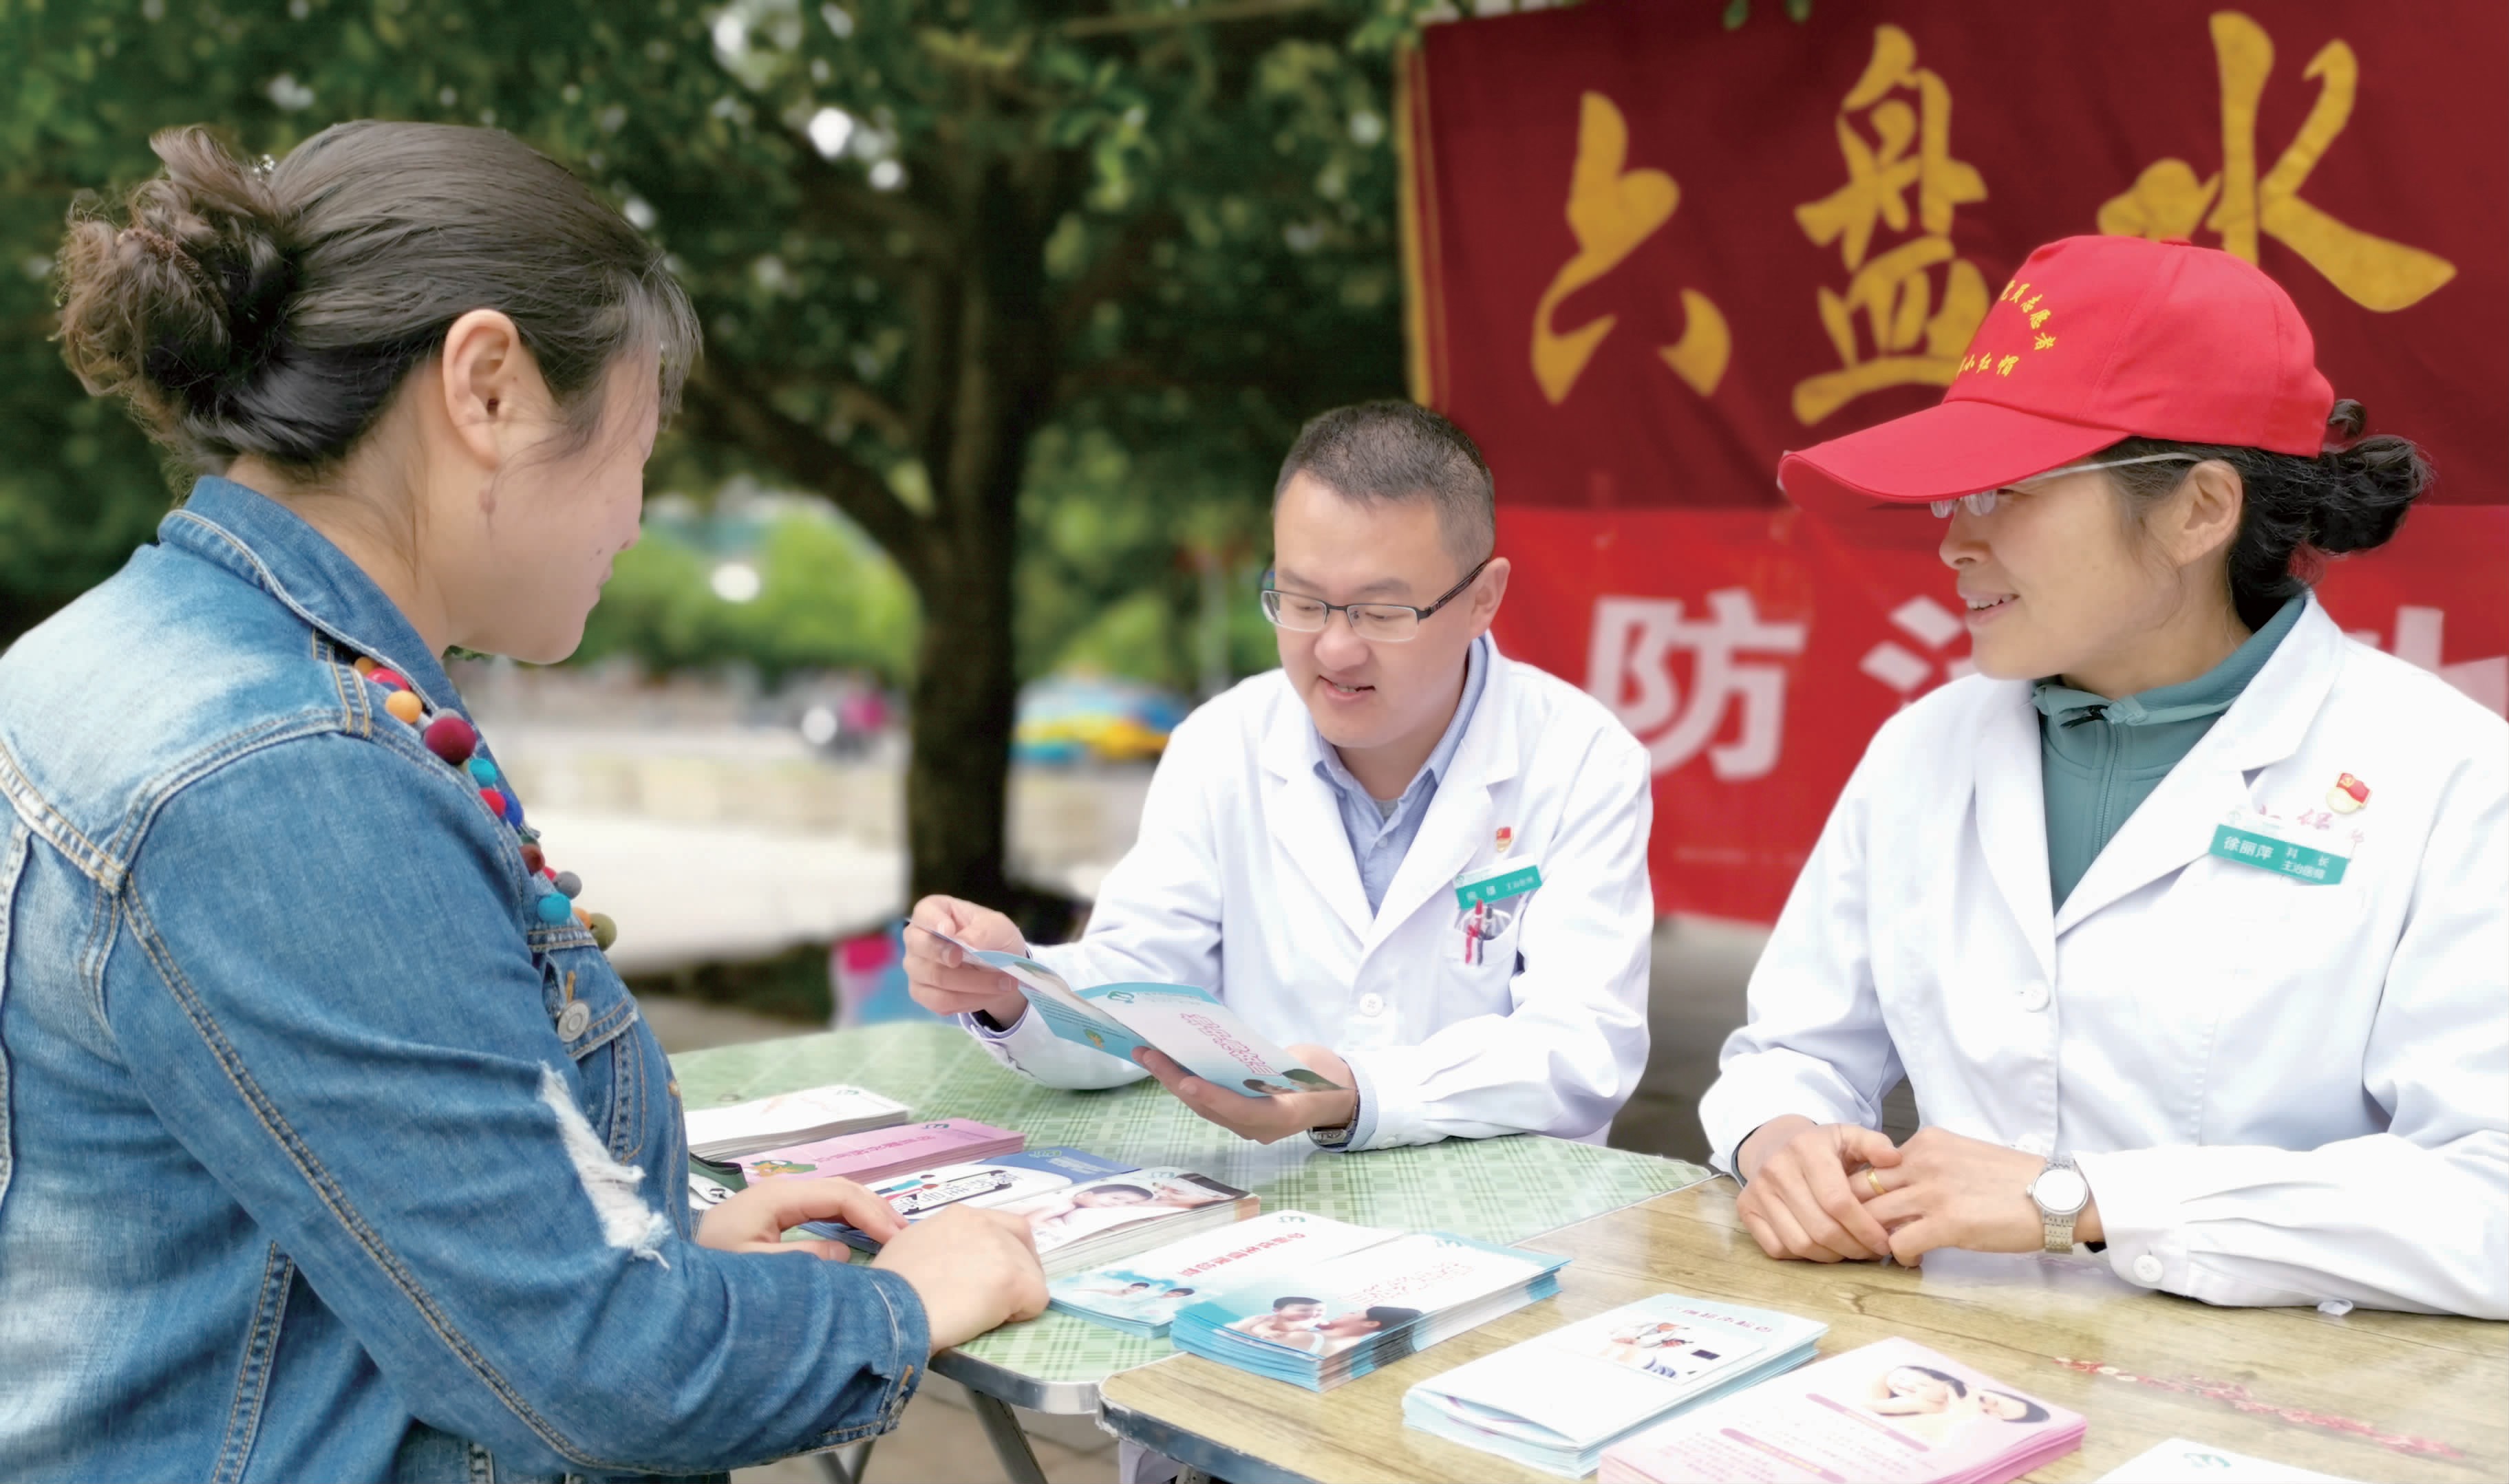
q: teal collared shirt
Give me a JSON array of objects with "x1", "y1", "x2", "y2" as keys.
[{"x1": 2035, "y1": 596, "x2": 2305, "y2": 909}]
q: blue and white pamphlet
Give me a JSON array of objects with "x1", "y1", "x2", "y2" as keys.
[
  {"x1": 1049, "y1": 1210, "x2": 1394, "y2": 1337},
  {"x1": 1172, "y1": 1231, "x2": 1568, "y2": 1391}
]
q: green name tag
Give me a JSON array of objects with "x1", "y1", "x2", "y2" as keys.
[
  {"x1": 1455, "y1": 861, "x2": 1544, "y2": 909},
  {"x1": 2208, "y1": 824, "x2": 2349, "y2": 885}
]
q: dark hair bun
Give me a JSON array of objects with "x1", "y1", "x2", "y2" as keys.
[
  {"x1": 2310, "y1": 399, "x2": 2430, "y2": 555},
  {"x1": 57, "y1": 127, "x2": 297, "y2": 444}
]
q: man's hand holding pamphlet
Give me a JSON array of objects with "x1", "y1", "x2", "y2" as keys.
[
  {"x1": 912, "y1": 922, "x2": 1345, "y2": 1099},
  {"x1": 1402, "y1": 1294, "x2": 1828, "y2": 1477}
]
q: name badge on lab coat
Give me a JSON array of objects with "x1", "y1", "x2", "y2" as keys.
[
  {"x1": 2208, "y1": 810, "x2": 2351, "y2": 885},
  {"x1": 1455, "y1": 857, "x2": 1543, "y2": 910}
]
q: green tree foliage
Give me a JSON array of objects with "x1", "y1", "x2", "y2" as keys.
[
  {"x1": 573, "y1": 506, "x2": 922, "y2": 684},
  {"x1": 0, "y1": 0, "x2": 1418, "y2": 904}
]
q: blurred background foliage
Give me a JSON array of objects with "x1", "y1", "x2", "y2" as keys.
[{"x1": 0, "y1": 0, "x2": 1428, "y2": 901}]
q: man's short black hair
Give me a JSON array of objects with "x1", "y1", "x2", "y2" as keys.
[{"x1": 1275, "y1": 400, "x2": 1495, "y2": 570}]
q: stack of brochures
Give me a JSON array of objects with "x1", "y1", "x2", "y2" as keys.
[
  {"x1": 732, "y1": 1117, "x2": 1027, "y2": 1187},
  {"x1": 1402, "y1": 1294, "x2": 1828, "y2": 1476},
  {"x1": 682, "y1": 1084, "x2": 910, "y2": 1163},
  {"x1": 1601, "y1": 1337, "x2": 2083, "y2": 1484},
  {"x1": 1171, "y1": 1231, "x2": 1569, "y2": 1392},
  {"x1": 807, "y1": 1147, "x2": 1259, "y2": 1278},
  {"x1": 1051, "y1": 1211, "x2": 1396, "y2": 1337}
]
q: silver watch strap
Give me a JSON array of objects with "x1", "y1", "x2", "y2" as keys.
[{"x1": 2042, "y1": 1206, "x2": 2077, "y2": 1254}]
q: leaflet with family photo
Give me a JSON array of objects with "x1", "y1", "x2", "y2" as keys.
[
  {"x1": 1050, "y1": 1210, "x2": 1395, "y2": 1337},
  {"x1": 1404, "y1": 1293, "x2": 1828, "y2": 1477},
  {"x1": 1601, "y1": 1337, "x2": 2084, "y2": 1484},
  {"x1": 914, "y1": 923, "x2": 1343, "y2": 1098}
]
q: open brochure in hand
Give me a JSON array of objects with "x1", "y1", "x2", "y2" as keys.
[
  {"x1": 916, "y1": 925, "x2": 1341, "y2": 1099},
  {"x1": 682, "y1": 1084, "x2": 910, "y2": 1162},
  {"x1": 1601, "y1": 1337, "x2": 2083, "y2": 1484},
  {"x1": 1403, "y1": 1294, "x2": 1828, "y2": 1477},
  {"x1": 732, "y1": 1118, "x2": 1026, "y2": 1187},
  {"x1": 1050, "y1": 1211, "x2": 1395, "y2": 1337},
  {"x1": 805, "y1": 1148, "x2": 1259, "y2": 1278},
  {"x1": 1172, "y1": 1232, "x2": 1568, "y2": 1392}
]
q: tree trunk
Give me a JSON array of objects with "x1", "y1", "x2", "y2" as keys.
[{"x1": 901, "y1": 157, "x2": 1059, "y2": 924}]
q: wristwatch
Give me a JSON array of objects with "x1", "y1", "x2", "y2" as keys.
[
  {"x1": 1308, "y1": 1088, "x2": 1362, "y2": 1150},
  {"x1": 2029, "y1": 1157, "x2": 2090, "y2": 1253}
]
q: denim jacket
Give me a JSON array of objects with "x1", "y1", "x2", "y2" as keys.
[{"x1": 0, "y1": 480, "x2": 928, "y2": 1483}]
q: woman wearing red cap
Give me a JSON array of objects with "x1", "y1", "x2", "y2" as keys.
[{"x1": 1701, "y1": 235, "x2": 2505, "y2": 1319}]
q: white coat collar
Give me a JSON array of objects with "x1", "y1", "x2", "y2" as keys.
[
  {"x1": 2044, "y1": 596, "x2": 2343, "y2": 936},
  {"x1": 1259, "y1": 641, "x2": 1524, "y2": 947}
]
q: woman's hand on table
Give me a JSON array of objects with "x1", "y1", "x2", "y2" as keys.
[
  {"x1": 872, "y1": 1206, "x2": 1051, "y2": 1353},
  {"x1": 1132, "y1": 1043, "x2": 1360, "y2": 1145},
  {"x1": 696, "y1": 1175, "x2": 905, "y2": 1260},
  {"x1": 1734, "y1": 1115, "x2": 1903, "y2": 1262},
  {"x1": 1855, "y1": 1126, "x2": 2104, "y2": 1264},
  {"x1": 903, "y1": 895, "x2": 1032, "y2": 1026}
]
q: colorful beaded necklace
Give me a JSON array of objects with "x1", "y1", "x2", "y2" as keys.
[{"x1": 352, "y1": 655, "x2": 617, "y2": 952}]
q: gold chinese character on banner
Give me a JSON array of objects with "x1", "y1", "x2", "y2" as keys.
[
  {"x1": 2097, "y1": 10, "x2": 2455, "y2": 312},
  {"x1": 1531, "y1": 92, "x2": 1731, "y2": 405},
  {"x1": 1791, "y1": 25, "x2": 1991, "y2": 426}
]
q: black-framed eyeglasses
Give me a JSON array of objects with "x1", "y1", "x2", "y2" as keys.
[{"x1": 1259, "y1": 556, "x2": 1492, "y2": 643}]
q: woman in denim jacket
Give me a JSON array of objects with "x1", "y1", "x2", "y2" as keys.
[{"x1": 0, "y1": 122, "x2": 1045, "y2": 1483}]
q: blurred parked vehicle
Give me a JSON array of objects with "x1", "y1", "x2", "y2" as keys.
[{"x1": 1012, "y1": 676, "x2": 1188, "y2": 765}]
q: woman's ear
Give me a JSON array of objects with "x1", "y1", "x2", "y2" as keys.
[
  {"x1": 434, "y1": 308, "x2": 532, "y2": 471},
  {"x1": 2167, "y1": 459, "x2": 2246, "y2": 568}
]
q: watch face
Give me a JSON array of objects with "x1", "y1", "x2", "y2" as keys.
[{"x1": 2034, "y1": 1167, "x2": 2089, "y2": 1214}]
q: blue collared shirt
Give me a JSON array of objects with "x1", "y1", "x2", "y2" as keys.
[
  {"x1": 1310, "y1": 636, "x2": 1488, "y2": 1150},
  {"x1": 1314, "y1": 634, "x2": 1491, "y2": 917}
]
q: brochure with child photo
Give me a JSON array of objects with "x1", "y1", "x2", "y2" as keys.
[{"x1": 914, "y1": 923, "x2": 1343, "y2": 1099}]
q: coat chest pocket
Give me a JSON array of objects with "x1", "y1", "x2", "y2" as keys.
[
  {"x1": 1447, "y1": 895, "x2": 1528, "y2": 974},
  {"x1": 540, "y1": 943, "x2": 654, "y2": 1163}
]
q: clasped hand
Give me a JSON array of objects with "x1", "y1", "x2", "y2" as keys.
[{"x1": 1734, "y1": 1117, "x2": 2100, "y2": 1266}]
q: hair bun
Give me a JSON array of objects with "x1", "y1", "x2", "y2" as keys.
[
  {"x1": 2323, "y1": 397, "x2": 2369, "y2": 445},
  {"x1": 58, "y1": 127, "x2": 296, "y2": 429}
]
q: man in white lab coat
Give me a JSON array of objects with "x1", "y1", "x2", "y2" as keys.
[{"x1": 906, "y1": 401, "x2": 1654, "y2": 1152}]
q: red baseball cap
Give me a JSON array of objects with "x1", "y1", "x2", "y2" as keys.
[{"x1": 1777, "y1": 235, "x2": 2336, "y2": 524}]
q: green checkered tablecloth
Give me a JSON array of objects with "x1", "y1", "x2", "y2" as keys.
[{"x1": 672, "y1": 1020, "x2": 1710, "y2": 1404}]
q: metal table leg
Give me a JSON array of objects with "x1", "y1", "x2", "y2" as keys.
[
  {"x1": 968, "y1": 1388, "x2": 1054, "y2": 1484},
  {"x1": 811, "y1": 1440, "x2": 875, "y2": 1484}
]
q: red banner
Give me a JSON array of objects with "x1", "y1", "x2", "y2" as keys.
[{"x1": 1405, "y1": 0, "x2": 2509, "y2": 921}]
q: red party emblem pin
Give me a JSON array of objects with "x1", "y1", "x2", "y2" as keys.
[
  {"x1": 2326, "y1": 773, "x2": 2371, "y2": 814},
  {"x1": 1494, "y1": 826, "x2": 1515, "y2": 855}
]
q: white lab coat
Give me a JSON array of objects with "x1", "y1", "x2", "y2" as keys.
[
  {"x1": 1702, "y1": 599, "x2": 2508, "y2": 1318},
  {"x1": 967, "y1": 645, "x2": 1655, "y2": 1150}
]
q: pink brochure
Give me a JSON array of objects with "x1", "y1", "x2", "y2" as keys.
[
  {"x1": 735, "y1": 1118, "x2": 1025, "y2": 1184},
  {"x1": 1603, "y1": 1337, "x2": 2083, "y2": 1484}
]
